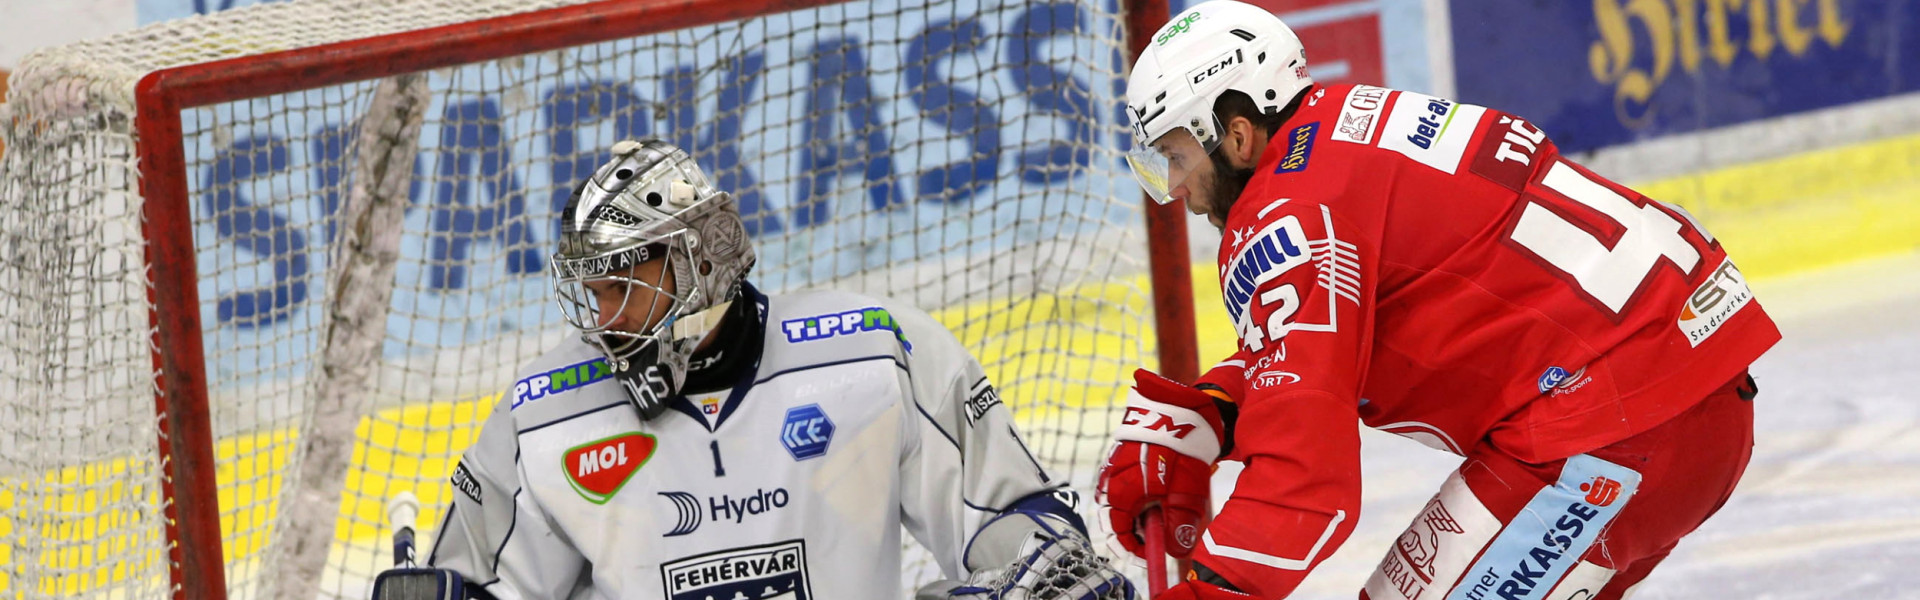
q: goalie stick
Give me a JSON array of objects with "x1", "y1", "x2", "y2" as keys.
[{"x1": 370, "y1": 492, "x2": 466, "y2": 600}]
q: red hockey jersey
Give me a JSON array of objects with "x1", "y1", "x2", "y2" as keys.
[{"x1": 1188, "y1": 84, "x2": 1780, "y2": 596}]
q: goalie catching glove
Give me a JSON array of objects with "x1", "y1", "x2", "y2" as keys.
[
  {"x1": 917, "y1": 507, "x2": 1135, "y2": 600},
  {"x1": 1097, "y1": 369, "x2": 1234, "y2": 560}
]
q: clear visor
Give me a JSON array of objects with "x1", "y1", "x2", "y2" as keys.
[
  {"x1": 1125, "y1": 116, "x2": 1224, "y2": 204},
  {"x1": 552, "y1": 242, "x2": 692, "y2": 363}
]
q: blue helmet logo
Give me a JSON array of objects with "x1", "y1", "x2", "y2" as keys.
[{"x1": 780, "y1": 404, "x2": 835, "y2": 461}]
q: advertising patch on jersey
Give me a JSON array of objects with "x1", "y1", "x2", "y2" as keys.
[
  {"x1": 1536, "y1": 366, "x2": 1593, "y2": 397},
  {"x1": 1221, "y1": 215, "x2": 1312, "y2": 330},
  {"x1": 1443, "y1": 455, "x2": 1639, "y2": 600},
  {"x1": 1252, "y1": 370, "x2": 1301, "y2": 389},
  {"x1": 1366, "y1": 474, "x2": 1501, "y2": 600},
  {"x1": 513, "y1": 358, "x2": 612, "y2": 409},
  {"x1": 1221, "y1": 205, "x2": 1363, "y2": 354},
  {"x1": 1333, "y1": 85, "x2": 1389, "y2": 144},
  {"x1": 965, "y1": 378, "x2": 1003, "y2": 427},
  {"x1": 662, "y1": 539, "x2": 812, "y2": 600},
  {"x1": 780, "y1": 404, "x2": 836, "y2": 461},
  {"x1": 780, "y1": 306, "x2": 912, "y2": 353},
  {"x1": 563, "y1": 432, "x2": 656, "y2": 504},
  {"x1": 450, "y1": 461, "x2": 482, "y2": 505},
  {"x1": 1378, "y1": 92, "x2": 1486, "y2": 175},
  {"x1": 660, "y1": 488, "x2": 791, "y2": 537},
  {"x1": 1275, "y1": 122, "x2": 1318, "y2": 173},
  {"x1": 1469, "y1": 113, "x2": 1549, "y2": 192},
  {"x1": 1678, "y1": 258, "x2": 1755, "y2": 347},
  {"x1": 660, "y1": 491, "x2": 703, "y2": 537}
]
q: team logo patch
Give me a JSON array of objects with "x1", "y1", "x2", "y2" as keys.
[
  {"x1": 779, "y1": 404, "x2": 835, "y2": 461},
  {"x1": 662, "y1": 539, "x2": 812, "y2": 600},
  {"x1": 513, "y1": 358, "x2": 613, "y2": 409},
  {"x1": 562, "y1": 432, "x2": 656, "y2": 504},
  {"x1": 450, "y1": 461, "x2": 483, "y2": 505},
  {"x1": 1275, "y1": 122, "x2": 1318, "y2": 173},
  {"x1": 1333, "y1": 85, "x2": 1388, "y2": 144},
  {"x1": 1379, "y1": 92, "x2": 1487, "y2": 175},
  {"x1": 1443, "y1": 455, "x2": 1640, "y2": 600},
  {"x1": 780, "y1": 307, "x2": 912, "y2": 352},
  {"x1": 1678, "y1": 258, "x2": 1754, "y2": 347}
]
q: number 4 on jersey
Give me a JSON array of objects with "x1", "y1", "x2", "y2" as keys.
[{"x1": 1510, "y1": 161, "x2": 1704, "y2": 314}]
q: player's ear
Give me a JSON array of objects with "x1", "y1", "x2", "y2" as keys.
[{"x1": 1223, "y1": 115, "x2": 1264, "y2": 170}]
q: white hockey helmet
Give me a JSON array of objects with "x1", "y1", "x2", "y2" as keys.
[
  {"x1": 1124, "y1": 0, "x2": 1312, "y2": 203},
  {"x1": 551, "y1": 139, "x2": 755, "y2": 418}
]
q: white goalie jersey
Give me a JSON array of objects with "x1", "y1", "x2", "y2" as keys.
[{"x1": 427, "y1": 284, "x2": 1072, "y2": 600}]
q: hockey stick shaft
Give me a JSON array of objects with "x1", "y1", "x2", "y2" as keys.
[
  {"x1": 388, "y1": 491, "x2": 421, "y2": 568},
  {"x1": 1143, "y1": 508, "x2": 1168, "y2": 595}
]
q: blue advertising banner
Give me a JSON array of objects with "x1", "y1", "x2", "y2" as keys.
[{"x1": 1450, "y1": 0, "x2": 1919, "y2": 154}]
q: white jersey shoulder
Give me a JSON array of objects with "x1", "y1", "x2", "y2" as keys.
[{"x1": 427, "y1": 287, "x2": 1060, "y2": 600}]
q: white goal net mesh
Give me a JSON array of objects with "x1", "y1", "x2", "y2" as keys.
[{"x1": 0, "y1": 0, "x2": 1156, "y2": 598}]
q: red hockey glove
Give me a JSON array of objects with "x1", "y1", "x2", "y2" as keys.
[{"x1": 1098, "y1": 369, "x2": 1229, "y2": 560}]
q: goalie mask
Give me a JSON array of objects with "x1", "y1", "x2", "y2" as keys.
[{"x1": 552, "y1": 139, "x2": 756, "y2": 420}]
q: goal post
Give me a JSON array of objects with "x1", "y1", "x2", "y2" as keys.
[{"x1": 0, "y1": 0, "x2": 1198, "y2": 598}]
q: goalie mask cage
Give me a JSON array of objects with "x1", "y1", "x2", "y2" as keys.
[{"x1": 0, "y1": 0, "x2": 1195, "y2": 598}]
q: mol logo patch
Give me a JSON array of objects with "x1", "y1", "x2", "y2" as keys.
[
  {"x1": 562, "y1": 432, "x2": 656, "y2": 504},
  {"x1": 513, "y1": 358, "x2": 613, "y2": 409},
  {"x1": 780, "y1": 404, "x2": 835, "y2": 461},
  {"x1": 662, "y1": 539, "x2": 812, "y2": 600},
  {"x1": 780, "y1": 306, "x2": 912, "y2": 352},
  {"x1": 1276, "y1": 122, "x2": 1318, "y2": 173}
]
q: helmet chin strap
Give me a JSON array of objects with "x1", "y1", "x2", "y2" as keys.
[{"x1": 672, "y1": 300, "x2": 732, "y2": 348}]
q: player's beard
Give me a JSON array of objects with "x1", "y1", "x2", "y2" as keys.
[{"x1": 1206, "y1": 151, "x2": 1257, "y2": 231}]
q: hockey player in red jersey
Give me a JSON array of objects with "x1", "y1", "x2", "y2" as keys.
[{"x1": 1096, "y1": 1, "x2": 1780, "y2": 599}]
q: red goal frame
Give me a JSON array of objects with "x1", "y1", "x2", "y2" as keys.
[{"x1": 131, "y1": 0, "x2": 1191, "y2": 597}]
